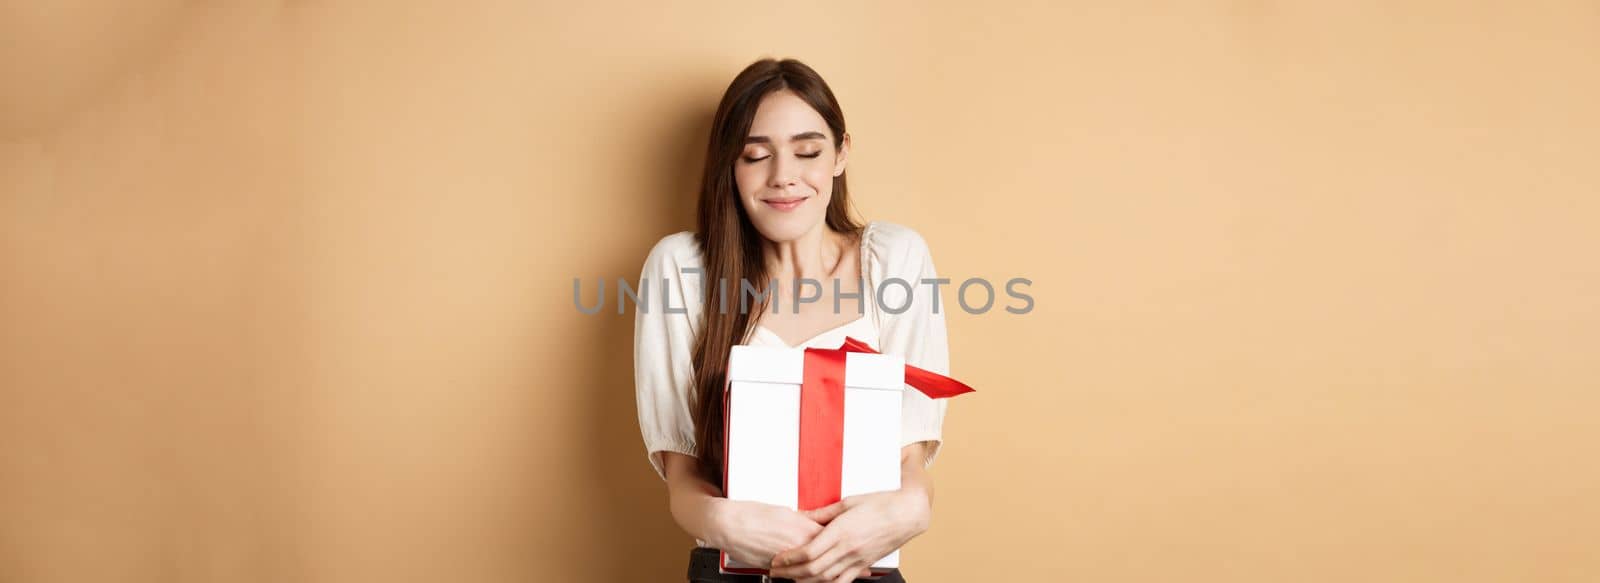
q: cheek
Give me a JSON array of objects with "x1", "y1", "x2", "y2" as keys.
[
  {"x1": 803, "y1": 163, "x2": 836, "y2": 194},
  {"x1": 733, "y1": 165, "x2": 763, "y2": 197}
]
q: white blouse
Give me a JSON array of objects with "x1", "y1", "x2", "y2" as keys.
[{"x1": 632, "y1": 220, "x2": 953, "y2": 481}]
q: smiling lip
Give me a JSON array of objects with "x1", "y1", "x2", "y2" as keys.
[{"x1": 762, "y1": 197, "x2": 808, "y2": 212}]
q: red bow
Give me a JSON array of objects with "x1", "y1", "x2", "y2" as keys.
[{"x1": 797, "y1": 336, "x2": 976, "y2": 510}]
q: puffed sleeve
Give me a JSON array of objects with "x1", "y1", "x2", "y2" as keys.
[
  {"x1": 872, "y1": 224, "x2": 953, "y2": 468},
  {"x1": 633, "y1": 232, "x2": 701, "y2": 481}
]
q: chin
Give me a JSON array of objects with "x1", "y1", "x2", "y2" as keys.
[{"x1": 750, "y1": 214, "x2": 823, "y2": 243}]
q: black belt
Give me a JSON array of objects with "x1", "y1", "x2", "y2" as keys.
[{"x1": 687, "y1": 547, "x2": 906, "y2": 582}]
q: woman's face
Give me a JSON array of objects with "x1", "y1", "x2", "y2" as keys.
[{"x1": 734, "y1": 90, "x2": 849, "y2": 243}]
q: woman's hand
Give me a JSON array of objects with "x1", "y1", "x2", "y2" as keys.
[
  {"x1": 766, "y1": 487, "x2": 931, "y2": 583},
  {"x1": 768, "y1": 442, "x2": 938, "y2": 583},
  {"x1": 705, "y1": 498, "x2": 826, "y2": 570},
  {"x1": 662, "y1": 452, "x2": 822, "y2": 567}
]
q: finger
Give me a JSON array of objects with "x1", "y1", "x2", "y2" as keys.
[
  {"x1": 782, "y1": 543, "x2": 850, "y2": 582},
  {"x1": 821, "y1": 555, "x2": 863, "y2": 583},
  {"x1": 772, "y1": 536, "x2": 847, "y2": 579},
  {"x1": 796, "y1": 512, "x2": 826, "y2": 537},
  {"x1": 772, "y1": 520, "x2": 825, "y2": 568},
  {"x1": 772, "y1": 528, "x2": 837, "y2": 573},
  {"x1": 804, "y1": 500, "x2": 849, "y2": 525}
]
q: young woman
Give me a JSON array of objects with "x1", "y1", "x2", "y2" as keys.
[{"x1": 634, "y1": 58, "x2": 954, "y2": 583}]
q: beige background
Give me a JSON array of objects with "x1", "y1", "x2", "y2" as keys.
[{"x1": 3, "y1": 2, "x2": 1598, "y2": 581}]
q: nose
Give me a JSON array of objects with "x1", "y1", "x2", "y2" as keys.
[{"x1": 768, "y1": 155, "x2": 798, "y2": 190}]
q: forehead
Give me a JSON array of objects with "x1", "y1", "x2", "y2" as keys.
[{"x1": 747, "y1": 90, "x2": 831, "y2": 139}]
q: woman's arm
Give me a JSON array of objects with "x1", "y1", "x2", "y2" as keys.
[
  {"x1": 896, "y1": 441, "x2": 936, "y2": 530},
  {"x1": 661, "y1": 451, "x2": 825, "y2": 568},
  {"x1": 661, "y1": 451, "x2": 727, "y2": 544}
]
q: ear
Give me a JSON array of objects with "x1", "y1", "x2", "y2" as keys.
[{"x1": 833, "y1": 132, "x2": 851, "y2": 177}]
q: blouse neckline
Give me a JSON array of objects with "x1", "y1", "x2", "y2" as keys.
[
  {"x1": 751, "y1": 314, "x2": 873, "y2": 349},
  {"x1": 747, "y1": 221, "x2": 879, "y2": 349}
]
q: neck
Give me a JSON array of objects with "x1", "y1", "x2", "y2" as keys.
[{"x1": 761, "y1": 223, "x2": 845, "y2": 282}]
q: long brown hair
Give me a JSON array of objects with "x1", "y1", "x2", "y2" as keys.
[{"x1": 690, "y1": 58, "x2": 864, "y2": 486}]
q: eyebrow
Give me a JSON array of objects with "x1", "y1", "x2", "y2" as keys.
[{"x1": 745, "y1": 131, "x2": 827, "y2": 144}]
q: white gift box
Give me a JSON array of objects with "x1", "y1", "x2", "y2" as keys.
[{"x1": 719, "y1": 344, "x2": 906, "y2": 574}]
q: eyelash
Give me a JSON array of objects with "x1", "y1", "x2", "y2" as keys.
[{"x1": 742, "y1": 152, "x2": 822, "y2": 163}]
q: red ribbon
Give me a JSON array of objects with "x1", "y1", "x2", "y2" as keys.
[{"x1": 796, "y1": 336, "x2": 976, "y2": 510}]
